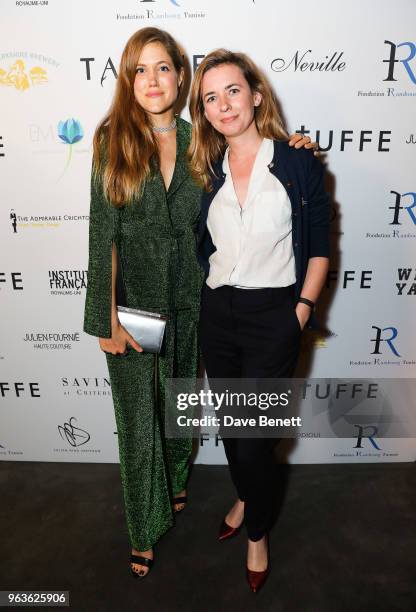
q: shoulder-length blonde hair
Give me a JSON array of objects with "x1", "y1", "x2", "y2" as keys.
[
  {"x1": 93, "y1": 27, "x2": 184, "y2": 207},
  {"x1": 188, "y1": 49, "x2": 288, "y2": 191}
]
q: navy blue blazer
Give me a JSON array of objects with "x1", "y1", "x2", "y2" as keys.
[{"x1": 197, "y1": 140, "x2": 331, "y2": 329}]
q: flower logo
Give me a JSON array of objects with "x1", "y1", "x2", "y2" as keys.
[{"x1": 57, "y1": 118, "x2": 84, "y2": 177}]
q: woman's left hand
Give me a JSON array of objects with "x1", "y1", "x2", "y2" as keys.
[{"x1": 288, "y1": 133, "x2": 319, "y2": 155}]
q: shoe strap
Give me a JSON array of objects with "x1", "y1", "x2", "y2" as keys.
[
  {"x1": 173, "y1": 496, "x2": 187, "y2": 504},
  {"x1": 130, "y1": 555, "x2": 153, "y2": 567}
]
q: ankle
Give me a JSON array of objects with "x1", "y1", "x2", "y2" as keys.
[
  {"x1": 247, "y1": 536, "x2": 268, "y2": 571},
  {"x1": 248, "y1": 534, "x2": 267, "y2": 547},
  {"x1": 225, "y1": 501, "x2": 244, "y2": 529},
  {"x1": 232, "y1": 499, "x2": 244, "y2": 513},
  {"x1": 132, "y1": 547, "x2": 153, "y2": 557}
]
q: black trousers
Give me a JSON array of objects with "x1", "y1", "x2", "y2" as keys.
[{"x1": 200, "y1": 283, "x2": 302, "y2": 541}]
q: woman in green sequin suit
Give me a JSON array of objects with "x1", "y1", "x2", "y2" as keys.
[
  {"x1": 84, "y1": 26, "x2": 314, "y2": 579},
  {"x1": 83, "y1": 28, "x2": 204, "y2": 577}
]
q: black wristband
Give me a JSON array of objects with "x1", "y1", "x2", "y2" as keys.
[{"x1": 298, "y1": 297, "x2": 315, "y2": 310}]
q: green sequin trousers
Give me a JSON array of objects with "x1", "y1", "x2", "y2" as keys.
[{"x1": 105, "y1": 309, "x2": 199, "y2": 551}]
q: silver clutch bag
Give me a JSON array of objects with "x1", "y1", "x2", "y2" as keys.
[
  {"x1": 117, "y1": 306, "x2": 167, "y2": 354},
  {"x1": 115, "y1": 248, "x2": 167, "y2": 354}
]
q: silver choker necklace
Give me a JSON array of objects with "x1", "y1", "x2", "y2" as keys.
[{"x1": 151, "y1": 117, "x2": 177, "y2": 133}]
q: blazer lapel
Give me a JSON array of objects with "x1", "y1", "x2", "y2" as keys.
[
  {"x1": 167, "y1": 118, "x2": 190, "y2": 199},
  {"x1": 269, "y1": 140, "x2": 296, "y2": 213},
  {"x1": 198, "y1": 159, "x2": 225, "y2": 246}
]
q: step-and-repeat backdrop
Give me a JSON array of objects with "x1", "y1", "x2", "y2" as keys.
[{"x1": 1, "y1": 0, "x2": 415, "y2": 464}]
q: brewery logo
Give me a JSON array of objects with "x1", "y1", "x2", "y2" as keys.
[
  {"x1": 9, "y1": 208, "x2": 89, "y2": 232},
  {"x1": 0, "y1": 381, "x2": 40, "y2": 397},
  {"x1": 49, "y1": 270, "x2": 87, "y2": 296},
  {"x1": 0, "y1": 52, "x2": 59, "y2": 91},
  {"x1": 349, "y1": 325, "x2": 415, "y2": 368},
  {"x1": 396, "y1": 268, "x2": 416, "y2": 296},
  {"x1": 0, "y1": 441, "x2": 23, "y2": 457},
  {"x1": 54, "y1": 417, "x2": 101, "y2": 454},
  {"x1": 61, "y1": 376, "x2": 112, "y2": 397},
  {"x1": 23, "y1": 331, "x2": 81, "y2": 350},
  {"x1": 0, "y1": 59, "x2": 46, "y2": 90},
  {"x1": 326, "y1": 269, "x2": 373, "y2": 290},
  {"x1": 115, "y1": 0, "x2": 206, "y2": 22},
  {"x1": 271, "y1": 50, "x2": 346, "y2": 73},
  {"x1": 58, "y1": 118, "x2": 84, "y2": 177},
  {"x1": 0, "y1": 271, "x2": 24, "y2": 291},
  {"x1": 295, "y1": 125, "x2": 391, "y2": 152},
  {"x1": 0, "y1": 135, "x2": 4, "y2": 157},
  {"x1": 357, "y1": 40, "x2": 416, "y2": 98},
  {"x1": 365, "y1": 190, "x2": 416, "y2": 240},
  {"x1": 406, "y1": 133, "x2": 415, "y2": 144}
]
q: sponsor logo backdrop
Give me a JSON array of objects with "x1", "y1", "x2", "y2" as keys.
[{"x1": 1, "y1": 0, "x2": 415, "y2": 464}]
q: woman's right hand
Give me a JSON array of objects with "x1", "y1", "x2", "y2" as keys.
[{"x1": 99, "y1": 322, "x2": 143, "y2": 355}]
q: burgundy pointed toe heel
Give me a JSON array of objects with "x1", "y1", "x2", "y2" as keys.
[
  {"x1": 246, "y1": 533, "x2": 270, "y2": 592},
  {"x1": 218, "y1": 518, "x2": 243, "y2": 542},
  {"x1": 246, "y1": 567, "x2": 269, "y2": 593}
]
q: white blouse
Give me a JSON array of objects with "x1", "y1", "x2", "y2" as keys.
[{"x1": 206, "y1": 138, "x2": 296, "y2": 290}]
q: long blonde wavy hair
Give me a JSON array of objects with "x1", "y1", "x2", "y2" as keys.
[
  {"x1": 188, "y1": 49, "x2": 288, "y2": 190},
  {"x1": 92, "y1": 27, "x2": 184, "y2": 207}
]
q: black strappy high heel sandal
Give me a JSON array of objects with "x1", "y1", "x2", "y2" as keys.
[
  {"x1": 130, "y1": 554, "x2": 154, "y2": 578},
  {"x1": 172, "y1": 495, "x2": 187, "y2": 513}
]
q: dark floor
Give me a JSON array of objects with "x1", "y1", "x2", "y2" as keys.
[{"x1": 0, "y1": 461, "x2": 415, "y2": 612}]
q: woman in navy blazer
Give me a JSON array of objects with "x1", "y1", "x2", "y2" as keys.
[
  {"x1": 197, "y1": 140, "x2": 330, "y2": 328},
  {"x1": 189, "y1": 49, "x2": 330, "y2": 592}
]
